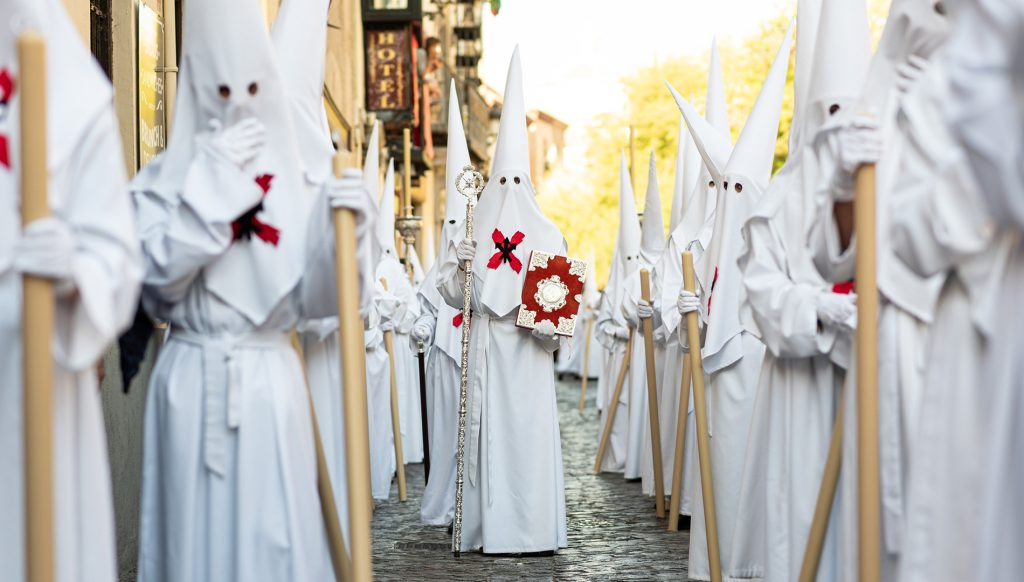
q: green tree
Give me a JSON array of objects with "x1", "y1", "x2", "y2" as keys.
[{"x1": 540, "y1": 0, "x2": 890, "y2": 288}]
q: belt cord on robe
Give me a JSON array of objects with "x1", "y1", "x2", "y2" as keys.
[
  {"x1": 19, "y1": 32, "x2": 55, "y2": 582},
  {"x1": 854, "y1": 160, "x2": 881, "y2": 582},
  {"x1": 380, "y1": 278, "x2": 408, "y2": 502},
  {"x1": 683, "y1": 252, "x2": 723, "y2": 582},
  {"x1": 640, "y1": 269, "x2": 667, "y2": 517},
  {"x1": 594, "y1": 331, "x2": 633, "y2": 473}
]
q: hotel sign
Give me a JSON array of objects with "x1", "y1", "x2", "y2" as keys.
[{"x1": 366, "y1": 28, "x2": 411, "y2": 112}]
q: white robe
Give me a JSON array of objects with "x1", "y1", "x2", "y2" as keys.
[
  {"x1": 134, "y1": 153, "x2": 361, "y2": 582},
  {"x1": 811, "y1": 93, "x2": 946, "y2": 582},
  {"x1": 366, "y1": 285, "x2": 398, "y2": 500},
  {"x1": 728, "y1": 168, "x2": 851, "y2": 582},
  {"x1": 438, "y1": 245, "x2": 568, "y2": 554},
  {"x1": 377, "y1": 257, "x2": 423, "y2": 464},
  {"x1": 594, "y1": 291, "x2": 629, "y2": 474},
  {"x1": 945, "y1": 2, "x2": 1024, "y2": 576},
  {"x1": 890, "y1": 54, "x2": 1019, "y2": 582},
  {"x1": 1, "y1": 110, "x2": 141, "y2": 582},
  {"x1": 416, "y1": 267, "x2": 462, "y2": 526},
  {"x1": 687, "y1": 333, "x2": 765, "y2": 582},
  {"x1": 620, "y1": 268, "x2": 670, "y2": 493}
]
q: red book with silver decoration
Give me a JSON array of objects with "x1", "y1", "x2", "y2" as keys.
[{"x1": 515, "y1": 251, "x2": 588, "y2": 337}]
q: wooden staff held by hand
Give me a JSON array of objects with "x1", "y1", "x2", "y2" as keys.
[
  {"x1": 683, "y1": 252, "x2": 722, "y2": 582},
  {"x1": 639, "y1": 269, "x2": 666, "y2": 518},
  {"x1": 379, "y1": 278, "x2": 407, "y2": 503},
  {"x1": 331, "y1": 153, "x2": 374, "y2": 581},
  {"x1": 20, "y1": 32, "x2": 55, "y2": 582}
]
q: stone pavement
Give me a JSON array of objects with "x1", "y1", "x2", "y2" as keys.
[{"x1": 371, "y1": 377, "x2": 691, "y2": 581}]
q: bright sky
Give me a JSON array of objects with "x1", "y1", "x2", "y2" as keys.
[{"x1": 479, "y1": 0, "x2": 793, "y2": 127}]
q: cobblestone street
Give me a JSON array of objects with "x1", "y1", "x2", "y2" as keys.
[{"x1": 371, "y1": 377, "x2": 690, "y2": 581}]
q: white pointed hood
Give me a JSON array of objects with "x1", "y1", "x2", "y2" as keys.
[
  {"x1": 377, "y1": 158, "x2": 398, "y2": 259},
  {"x1": 271, "y1": 0, "x2": 334, "y2": 184},
  {"x1": 131, "y1": 0, "x2": 311, "y2": 325},
  {"x1": 408, "y1": 244, "x2": 425, "y2": 286},
  {"x1": 700, "y1": 20, "x2": 793, "y2": 372},
  {"x1": 668, "y1": 84, "x2": 734, "y2": 184},
  {"x1": 0, "y1": 0, "x2": 110, "y2": 173},
  {"x1": 606, "y1": 153, "x2": 642, "y2": 327},
  {"x1": 669, "y1": 118, "x2": 697, "y2": 233},
  {"x1": 438, "y1": 79, "x2": 470, "y2": 266},
  {"x1": 640, "y1": 151, "x2": 665, "y2": 264},
  {"x1": 658, "y1": 44, "x2": 734, "y2": 337},
  {"x1": 806, "y1": 0, "x2": 871, "y2": 138},
  {"x1": 789, "y1": 0, "x2": 823, "y2": 152},
  {"x1": 471, "y1": 46, "x2": 564, "y2": 316}
]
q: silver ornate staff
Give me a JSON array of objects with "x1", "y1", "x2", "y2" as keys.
[{"x1": 452, "y1": 164, "x2": 483, "y2": 556}]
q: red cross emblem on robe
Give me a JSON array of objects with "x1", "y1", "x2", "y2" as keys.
[
  {"x1": 231, "y1": 173, "x2": 281, "y2": 246},
  {"x1": 487, "y1": 228, "x2": 525, "y2": 273}
]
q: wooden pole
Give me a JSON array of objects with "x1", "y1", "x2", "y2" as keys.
[
  {"x1": 19, "y1": 33, "x2": 55, "y2": 582},
  {"x1": 683, "y1": 252, "x2": 722, "y2": 582},
  {"x1": 577, "y1": 318, "x2": 594, "y2": 415},
  {"x1": 594, "y1": 331, "x2": 633, "y2": 474},
  {"x1": 855, "y1": 163, "x2": 880, "y2": 582},
  {"x1": 639, "y1": 269, "x2": 666, "y2": 518},
  {"x1": 331, "y1": 154, "x2": 374, "y2": 581},
  {"x1": 667, "y1": 354, "x2": 692, "y2": 532},
  {"x1": 798, "y1": 396, "x2": 845, "y2": 582},
  {"x1": 379, "y1": 278, "x2": 408, "y2": 502},
  {"x1": 293, "y1": 332, "x2": 352, "y2": 582}
]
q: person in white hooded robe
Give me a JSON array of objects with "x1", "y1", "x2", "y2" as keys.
[
  {"x1": 0, "y1": 1, "x2": 143, "y2": 580},
  {"x1": 621, "y1": 153, "x2": 668, "y2": 490},
  {"x1": 667, "y1": 24, "x2": 792, "y2": 581},
  {"x1": 594, "y1": 155, "x2": 643, "y2": 475},
  {"x1": 439, "y1": 47, "x2": 568, "y2": 554},
  {"x1": 727, "y1": 1, "x2": 869, "y2": 579},
  {"x1": 944, "y1": 1, "x2": 1024, "y2": 577},
  {"x1": 273, "y1": 0, "x2": 379, "y2": 546},
  {"x1": 809, "y1": 1, "x2": 951, "y2": 578},
  {"x1": 859, "y1": 2, "x2": 1021, "y2": 580},
  {"x1": 656, "y1": 42, "x2": 731, "y2": 519},
  {"x1": 377, "y1": 158, "x2": 425, "y2": 464},
  {"x1": 354, "y1": 123, "x2": 404, "y2": 500},
  {"x1": 131, "y1": 0, "x2": 374, "y2": 578},
  {"x1": 414, "y1": 80, "x2": 470, "y2": 527}
]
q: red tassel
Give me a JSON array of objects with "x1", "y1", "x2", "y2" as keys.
[
  {"x1": 832, "y1": 280, "x2": 856, "y2": 295},
  {"x1": 453, "y1": 313, "x2": 463, "y2": 327}
]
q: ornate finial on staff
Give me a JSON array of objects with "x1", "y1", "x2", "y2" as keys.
[{"x1": 452, "y1": 163, "x2": 483, "y2": 556}]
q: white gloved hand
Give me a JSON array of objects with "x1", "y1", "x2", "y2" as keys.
[
  {"x1": 456, "y1": 238, "x2": 477, "y2": 263},
  {"x1": 833, "y1": 117, "x2": 882, "y2": 201},
  {"x1": 637, "y1": 299, "x2": 654, "y2": 320},
  {"x1": 816, "y1": 292, "x2": 857, "y2": 332},
  {"x1": 612, "y1": 325, "x2": 631, "y2": 341},
  {"x1": 202, "y1": 118, "x2": 266, "y2": 169},
  {"x1": 13, "y1": 217, "x2": 76, "y2": 296},
  {"x1": 326, "y1": 169, "x2": 374, "y2": 238},
  {"x1": 896, "y1": 55, "x2": 930, "y2": 95},
  {"x1": 531, "y1": 319, "x2": 557, "y2": 340},
  {"x1": 411, "y1": 322, "x2": 432, "y2": 343},
  {"x1": 380, "y1": 320, "x2": 395, "y2": 332},
  {"x1": 677, "y1": 289, "x2": 701, "y2": 316}
]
